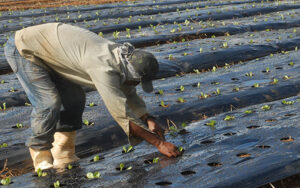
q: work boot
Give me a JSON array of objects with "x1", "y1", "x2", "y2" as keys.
[
  {"x1": 50, "y1": 131, "x2": 80, "y2": 168},
  {"x1": 29, "y1": 147, "x2": 54, "y2": 171}
]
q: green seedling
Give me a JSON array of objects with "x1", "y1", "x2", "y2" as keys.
[
  {"x1": 179, "y1": 146, "x2": 184, "y2": 152},
  {"x1": 211, "y1": 66, "x2": 217, "y2": 72},
  {"x1": 224, "y1": 115, "x2": 235, "y2": 121},
  {"x1": 180, "y1": 85, "x2": 184, "y2": 92},
  {"x1": 98, "y1": 32, "x2": 103, "y2": 37},
  {"x1": 168, "y1": 54, "x2": 174, "y2": 60},
  {"x1": 265, "y1": 39, "x2": 271, "y2": 42},
  {"x1": 199, "y1": 48, "x2": 203, "y2": 53},
  {"x1": 200, "y1": 92, "x2": 209, "y2": 99},
  {"x1": 1, "y1": 177, "x2": 11, "y2": 186},
  {"x1": 213, "y1": 88, "x2": 220, "y2": 95},
  {"x1": 265, "y1": 67, "x2": 270, "y2": 73},
  {"x1": 245, "y1": 72, "x2": 253, "y2": 77},
  {"x1": 83, "y1": 120, "x2": 94, "y2": 126},
  {"x1": 233, "y1": 87, "x2": 240, "y2": 92},
  {"x1": 16, "y1": 123, "x2": 23, "y2": 128},
  {"x1": 244, "y1": 110, "x2": 253, "y2": 114},
  {"x1": 184, "y1": 19, "x2": 190, "y2": 26},
  {"x1": 183, "y1": 52, "x2": 188, "y2": 56},
  {"x1": 122, "y1": 145, "x2": 133, "y2": 153},
  {"x1": 126, "y1": 28, "x2": 131, "y2": 38},
  {"x1": 170, "y1": 28, "x2": 176, "y2": 33},
  {"x1": 160, "y1": 100, "x2": 169, "y2": 108},
  {"x1": 197, "y1": 82, "x2": 201, "y2": 88},
  {"x1": 93, "y1": 155, "x2": 100, "y2": 162},
  {"x1": 288, "y1": 61, "x2": 294, "y2": 66},
  {"x1": 193, "y1": 69, "x2": 200, "y2": 74},
  {"x1": 0, "y1": 143, "x2": 8, "y2": 148},
  {"x1": 271, "y1": 78, "x2": 279, "y2": 85},
  {"x1": 177, "y1": 97, "x2": 185, "y2": 103},
  {"x1": 0, "y1": 102, "x2": 6, "y2": 111},
  {"x1": 1, "y1": 80, "x2": 4, "y2": 84},
  {"x1": 158, "y1": 89, "x2": 164, "y2": 95},
  {"x1": 68, "y1": 164, "x2": 73, "y2": 170},
  {"x1": 53, "y1": 180, "x2": 60, "y2": 188},
  {"x1": 283, "y1": 75, "x2": 291, "y2": 80},
  {"x1": 293, "y1": 28, "x2": 297, "y2": 33},
  {"x1": 205, "y1": 120, "x2": 216, "y2": 127},
  {"x1": 261, "y1": 105, "x2": 271, "y2": 111},
  {"x1": 169, "y1": 125, "x2": 178, "y2": 133},
  {"x1": 89, "y1": 102, "x2": 95, "y2": 107},
  {"x1": 222, "y1": 42, "x2": 228, "y2": 48},
  {"x1": 119, "y1": 163, "x2": 125, "y2": 171},
  {"x1": 86, "y1": 171, "x2": 101, "y2": 179},
  {"x1": 128, "y1": 16, "x2": 132, "y2": 22},
  {"x1": 25, "y1": 102, "x2": 31, "y2": 106},
  {"x1": 181, "y1": 122, "x2": 187, "y2": 128},
  {"x1": 281, "y1": 100, "x2": 294, "y2": 105},
  {"x1": 112, "y1": 31, "x2": 120, "y2": 39},
  {"x1": 253, "y1": 83, "x2": 259, "y2": 88},
  {"x1": 9, "y1": 87, "x2": 15, "y2": 92},
  {"x1": 36, "y1": 168, "x2": 47, "y2": 177},
  {"x1": 152, "y1": 157, "x2": 159, "y2": 164}
]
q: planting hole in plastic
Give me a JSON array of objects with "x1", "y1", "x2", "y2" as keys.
[
  {"x1": 236, "y1": 153, "x2": 251, "y2": 158},
  {"x1": 116, "y1": 166, "x2": 129, "y2": 171},
  {"x1": 208, "y1": 162, "x2": 222, "y2": 167},
  {"x1": 144, "y1": 159, "x2": 154, "y2": 164},
  {"x1": 224, "y1": 132, "x2": 236, "y2": 136},
  {"x1": 155, "y1": 181, "x2": 172, "y2": 186},
  {"x1": 231, "y1": 78, "x2": 239, "y2": 81},
  {"x1": 181, "y1": 170, "x2": 196, "y2": 176},
  {"x1": 200, "y1": 140, "x2": 214, "y2": 144},
  {"x1": 284, "y1": 113, "x2": 295, "y2": 117},
  {"x1": 247, "y1": 125, "x2": 260, "y2": 129},
  {"x1": 280, "y1": 137, "x2": 294, "y2": 142},
  {"x1": 265, "y1": 119, "x2": 277, "y2": 122},
  {"x1": 257, "y1": 145, "x2": 271, "y2": 149},
  {"x1": 50, "y1": 183, "x2": 67, "y2": 187},
  {"x1": 275, "y1": 67, "x2": 283, "y2": 69},
  {"x1": 178, "y1": 129, "x2": 189, "y2": 135}
]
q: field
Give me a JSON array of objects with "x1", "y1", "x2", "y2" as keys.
[{"x1": 0, "y1": 0, "x2": 299, "y2": 187}]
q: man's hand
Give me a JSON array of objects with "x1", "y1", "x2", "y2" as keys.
[
  {"x1": 157, "y1": 141, "x2": 181, "y2": 158},
  {"x1": 129, "y1": 120, "x2": 181, "y2": 158},
  {"x1": 147, "y1": 119, "x2": 165, "y2": 141}
]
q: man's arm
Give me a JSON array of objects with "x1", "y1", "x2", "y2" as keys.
[
  {"x1": 129, "y1": 120, "x2": 181, "y2": 157},
  {"x1": 87, "y1": 68, "x2": 180, "y2": 157},
  {"x1": 121, "y1": 85, "x2": 166, "y2": 140}
]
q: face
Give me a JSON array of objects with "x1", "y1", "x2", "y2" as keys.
[{"x1": 124, "y1": 80, "x2": 140, "y2": 86}]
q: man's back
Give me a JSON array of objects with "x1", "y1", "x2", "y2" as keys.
[{"x1": 15, "y1": 23, "x2": 121, "y2": 87}]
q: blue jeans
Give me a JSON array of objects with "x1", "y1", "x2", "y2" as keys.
[{"x1": 4, "y1": 33, "x2": 85, "y2": 150}]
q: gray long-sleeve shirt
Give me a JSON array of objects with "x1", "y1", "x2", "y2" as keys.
[{"x1": 15, "y1": 22, "x2": 151, "y2": 145}]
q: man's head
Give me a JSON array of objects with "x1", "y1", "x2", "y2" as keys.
[{"x1": 125, "y1": 49, "x2": 159, "y2": 93}]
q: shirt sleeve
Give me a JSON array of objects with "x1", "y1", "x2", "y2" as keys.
[
  {"x1": 86, "y1": 67, "x2": 151, "y2": 146},
  {"x1": 120, "y1": 85, "x2": 148, "y2": 119}
]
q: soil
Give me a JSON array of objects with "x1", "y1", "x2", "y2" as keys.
[{"x1": 0, "y1": 0, "x2": 135, "y2": 11}]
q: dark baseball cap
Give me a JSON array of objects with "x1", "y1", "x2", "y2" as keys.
[{"x1": 127, "y1": 50, "x2": 159, "y2": 93}]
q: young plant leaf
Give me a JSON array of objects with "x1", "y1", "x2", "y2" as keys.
[
  {"x1": 119, "y1": 163, "x2": 125, "y2": 171},
  {"x1": 224, "y1": 115, "x2": 235, "y2": 121},
  {"x1": 53, "y1": 180, "x2": 60, "y2": 188},
  {"x1": 152, "y1": 157, "x2": 159, "y2": 164}
]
